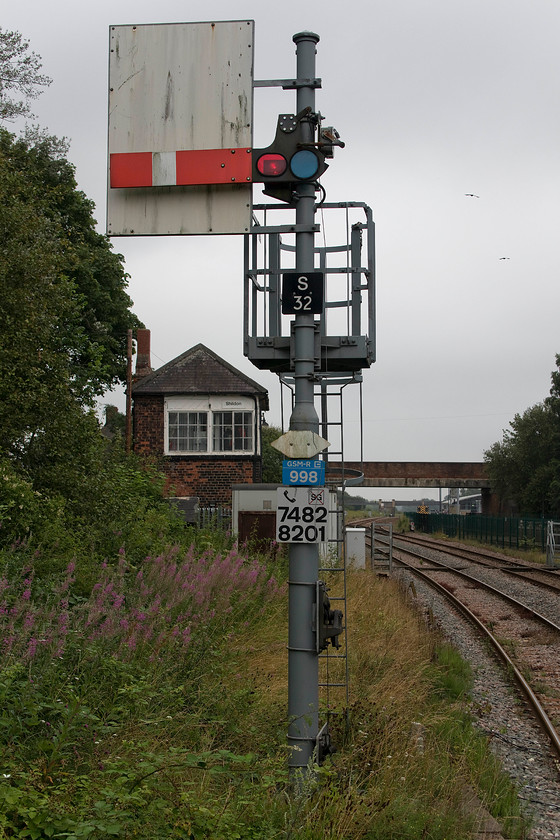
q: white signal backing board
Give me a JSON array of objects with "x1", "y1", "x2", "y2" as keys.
[{"x1": 107, "y1": 20, "x2": 254, "y2": 236}]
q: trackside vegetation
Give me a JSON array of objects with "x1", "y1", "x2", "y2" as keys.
[
  {"x1": 0, "y1": 494, "x2": 529, "y2": 837},
  {"x1": 485, "y1": 354, "x2": 560, "y2": 518}
]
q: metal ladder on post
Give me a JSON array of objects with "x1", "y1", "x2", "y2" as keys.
[
  {"x1": 317, "y1": 377, "x2": 351, "y2": 749},
  {"x1": 279, "y1": 373, "x2": 365, "y2": 746}
]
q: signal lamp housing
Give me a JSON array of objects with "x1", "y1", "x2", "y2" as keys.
[{"x1": 252, "y1": 111, "x2": 328, "y2": 202}]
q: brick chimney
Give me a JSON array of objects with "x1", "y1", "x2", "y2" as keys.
[{"x1": 135, "y1": 329, "x2": 153, "y2": 378}]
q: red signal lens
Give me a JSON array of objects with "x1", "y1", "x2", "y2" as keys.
[{"x1": 256, "y1": 153, "x2": 288, "y2": 177}]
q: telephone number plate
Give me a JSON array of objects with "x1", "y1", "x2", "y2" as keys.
[{"x1": 276, "y1": 486, "x2": 328, "y2": 543}]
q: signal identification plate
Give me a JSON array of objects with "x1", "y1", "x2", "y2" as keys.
[
  {"x1": 282, "y1": 459, "x2": 325, "y2": 486},
  {"x1": 282, "y1": 272, "x2": 324, "y2": 314}
]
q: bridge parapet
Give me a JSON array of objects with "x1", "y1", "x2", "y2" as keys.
[{"x1": 330, "y1": 462, "x2": 490, "y2": 489}]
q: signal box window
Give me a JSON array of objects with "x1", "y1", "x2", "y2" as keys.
[
  {"x1": 212, "y1": 411, "x2": 253, "y2": 452},
  {"x1": 168, "y1": 411, "x2": 208, "y2": 452},
  {"x1": 165, "y1": 399, "x2": 256, "y2": 456}
]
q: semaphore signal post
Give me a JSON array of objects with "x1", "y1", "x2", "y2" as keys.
[{"x1": 107, "y1": 21, "x2": 375, "y2": 781}]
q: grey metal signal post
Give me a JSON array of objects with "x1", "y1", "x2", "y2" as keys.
[{"x1": 287, "y1": 31, "x2": 321, "y2": 774}]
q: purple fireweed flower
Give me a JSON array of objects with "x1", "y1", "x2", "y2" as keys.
[
  {"x1": 0, "y1": 539, "x2": 279, "y2": 666},
  {"x1": 23, "y1": 612, "x2": 35, "y2": 631},
  {"x1": 248, "y1": 568, "x2": 259, "y2": 585}
]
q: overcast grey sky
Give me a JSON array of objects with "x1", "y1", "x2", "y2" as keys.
[{"x1": 4, "y1": 0, "x2": 559, "y2": 499}]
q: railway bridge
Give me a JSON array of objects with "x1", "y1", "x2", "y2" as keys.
[{"x1": 331, "y1": 461, "x2": 497, "y2": 514}]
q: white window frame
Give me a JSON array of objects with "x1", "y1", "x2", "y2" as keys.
[
  {"x1": 164, "y1": 396, "x2": 256, "y2": 456},
  {"x1": 212, "y1": 410, "x2": 253, "y2": 453},
  {"x1": 167, "y1": 410, "x2": 208, "y2": 452}
]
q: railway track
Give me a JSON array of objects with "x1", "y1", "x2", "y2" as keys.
[
  {"x1": 355, "y1": 521, "x2": 560, "y2": 769},
  {"x1": 382, "y1": 531, "x2": 560, "y2": 763},
  {"x1": 390, "y1": 530, "x2": 560, "y2": 595},
  {"x1": 397, "y1": 551, "x2": 560, "y2": 759},
  {"x1": 348, "y1": 521, "x2": 560, "y2": 835}
]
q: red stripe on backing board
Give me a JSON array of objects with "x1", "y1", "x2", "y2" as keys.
[
  {"x1": 110, "y1": 152, "x2": 153, "y2": 188},
  {"x1": 175, "y1": 148, "x2": 252, "y2": 185}
]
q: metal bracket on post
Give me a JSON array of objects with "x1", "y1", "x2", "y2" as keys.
[{"x1": 254, "y1": 78, "x2": 322, "y2": 89}]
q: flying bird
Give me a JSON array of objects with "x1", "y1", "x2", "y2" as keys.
[
  {"x1": 465, "y1": 193, "x2": 480, "y2": 198},
  {"x1": 499, "y1": 257, "x2": 510, "y2": 260}
]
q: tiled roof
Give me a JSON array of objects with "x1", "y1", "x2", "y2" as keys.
[{"x1": 132, "y1": 344, "x2": 269, "y2": 409}]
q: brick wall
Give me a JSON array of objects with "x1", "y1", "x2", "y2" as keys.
[
  {"x1": 164, "y1": 457, "x2": 259, "y2": 506},
  {"x1": 133, "y1": 394, "x2": 164, "y2": 455},
  {"x1": 133, "y1": 394, "x2": 262, "y2": 506}
]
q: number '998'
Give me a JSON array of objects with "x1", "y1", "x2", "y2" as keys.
[{"x1": 289, "y1": 470, "x2": 318, "y2": 484}]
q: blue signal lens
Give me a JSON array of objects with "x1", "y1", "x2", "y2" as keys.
[{"x1": 290, "y1": 149, "x2": 319, "y2": 180}]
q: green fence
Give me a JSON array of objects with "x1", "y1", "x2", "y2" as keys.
[{"x1": 410, "y1": 513, "x2": 547, "y2": 553}]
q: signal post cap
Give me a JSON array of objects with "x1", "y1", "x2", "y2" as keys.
[{"x1": 271, "y1": 430, "x2": 330, "y2": 459}]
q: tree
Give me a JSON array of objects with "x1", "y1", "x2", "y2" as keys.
[
  {"x1": 545, "y1": 353, "x2": 560, "y2": 512},
  {"x1": 0, "y1": 30, "x2": 177, "y2": 568},
  {"x1": 1, "y1": 130, "x2": 142, "y2": 391},
  {"x1": 0, "y1": 28, "x2": 51, "y2": 121},
  {"x1": 261, "y1": 425, "x2": 284, "y2": 483},
  {"x1": 484, "y1": 357, "x2": 560, "y2": 517},
  {"x1": 0, "y1": 127, "x2": 142, "y2": 462}
]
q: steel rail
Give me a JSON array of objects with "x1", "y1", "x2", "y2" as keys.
[
  {"x1": 395, "y1": 530, "x2": 560, "y2": 571},
  {"x1": 394, "y1": 555, "x2": 560, "y2": 762},
  {"x1": 381, "y1": 529, "x2": 560, "y2": 595},
  {"x1": 390, "y1": 542, "x2": 560, "y2": 634}
]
